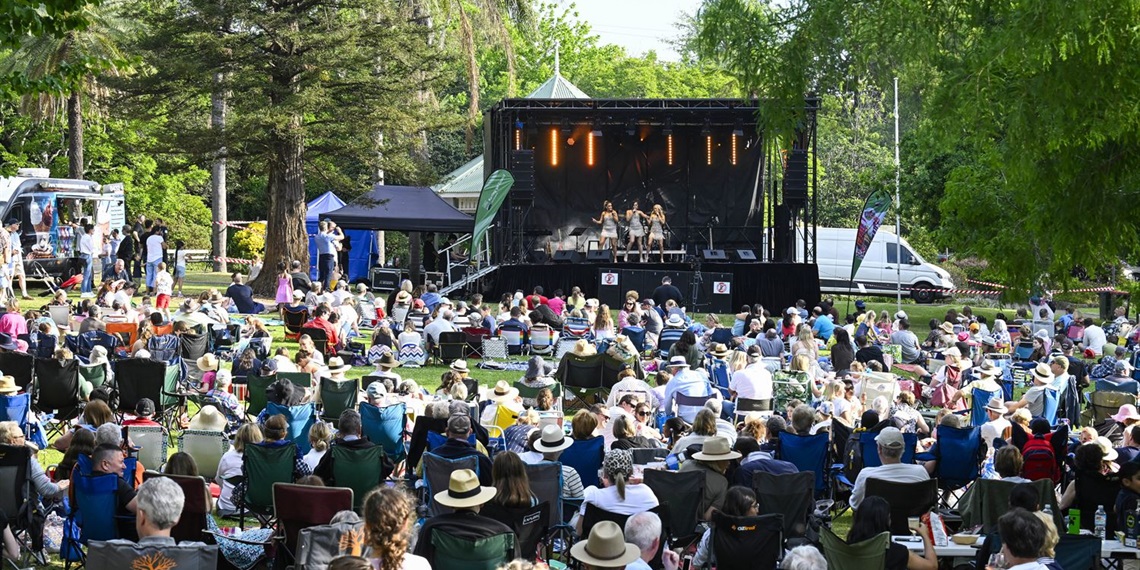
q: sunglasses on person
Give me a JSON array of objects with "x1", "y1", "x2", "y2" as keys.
[{"x1": 636, "y1": 411, "x2": 651, "y2": 418}]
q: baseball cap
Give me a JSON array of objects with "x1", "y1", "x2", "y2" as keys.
[
  {"x1": 135, "y1": 398, "x2": 155, "y2": 417},
  {"x1": 875, "y1": 427, "x2": 905, "y2": 449},
  {"x1": 292, "y1": 290, "x2": 304, "y2": 299},
  {"x1": 366, "y1": 381, "x2": 387, "y2": 400},
  {"x1": 447, "y1": 413, "x2": 472, "y2": 435},
  {"x1": 260, "y1": 358, "x2": 279, "y2": 374},
  {"x1": 855, "y1": 300, "x2": 866, "y2": 309}
]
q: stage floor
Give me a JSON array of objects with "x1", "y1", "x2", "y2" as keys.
[{"x1": 491, "y1": 262, "x2": 820, "y2": 314}]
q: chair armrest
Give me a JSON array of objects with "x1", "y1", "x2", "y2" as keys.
[{"x1": 914, "y1": 451, "x2": 935, "y2": 462}]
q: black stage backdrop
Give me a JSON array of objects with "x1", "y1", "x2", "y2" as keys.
[
  {"x1": 494, "y1": 263, "x2": 819, "y2": 315},
  {"x1": 531, "y1": 126, "x2": 765, "y2": 252}
]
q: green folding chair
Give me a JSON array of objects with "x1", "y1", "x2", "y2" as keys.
[
  {"x1": 319, "y1": 377, "x2": 358, "y2": 424},
  {"x1": 428, "y1": 531, "x2": 515, "y2": 570},
  {"x1": 79, "y1": 363, "x2": 107, "y2": 391},
  {"x1": 278, "y1": 371, "x2": 313, "y2": 390},
  {"x1": 246, "y1": 375, "x2": 274, "y2": 419},
  {"x1": 330, "y1": 444, "x2": 385, "y2": 510},
  {"x1": 820, "y1": 527, "x2": 888, "y2": 570},
  {"x1": 238, "y1": 442, "x2": 298, "y2": 528}
]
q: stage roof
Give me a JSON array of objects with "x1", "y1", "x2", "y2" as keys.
[{"x1": 324, "y1": 184, "x2": 474, "y2": 233}]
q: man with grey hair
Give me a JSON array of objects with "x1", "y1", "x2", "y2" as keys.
[
  {"x1": 314, "y1": 409, "x2": 391, "y2": 483},
  {"x1": 624, "y1": 511, "x2": 678, "y2": 570},
  {"x1": 849, "y1": 427, "x2": 928, "y2": 509},
  {"x1": 132, "y1": 476, "x2": 184, "y2": 541},
  {"x1": 781, "y1": 545, "x2": 827, "y2": 570},
  {"x1": 423, "y1": 308, "x2": 456, "y2": 346},
  {"x1": 95, "y1": 423, "x2": 123, "y2": 447}
]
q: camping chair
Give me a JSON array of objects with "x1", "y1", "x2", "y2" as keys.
[
  {"x1": 859, "y1": 372, "x2": 899, "y2": 406},
  {"x1": 178, "y1": 429, "x2": 228, "y2": 482},
  {"x1": 330, "y1": 445, "x2": 385, "y2": 510},
  {"x1": 264, "y1": 401, "x2": 317, "y2": 453},
  {"x1": 752, "y1": 471, "x2": 815, "y2": 541},
  {"x1": 1096, "y1": 378, "x2": 1140, "y2": 396},
  {"x1": 529, "y1": 325, "x2": 555, "y2": 355},
  {"x1": 299, "y1": 327, "x2": 333, "y2": 357},
  {"x1": 104, "y1": 322, "x2": 137, "y2": 356},
  {"x1": 631, "y1": 447, "x2": 669, "y2": 465},
  {"x1": 1042, "y1": 387, "x2": 1059, "y2": 424},
  {"x1": 481, "y1": 337, "x2": 509, "y2": 361},
  {"x1": 644, "y1": 468, "x2": 705, "y2": 548},
  {"x1": 31, "y1": 357, "x2": 81, "y2": 438},
  {"x1": 0, "y1": 444, "x2": 40, "y2": 567},
  {"x1": 621, "y1": 326, "x2": 646, "y2": 353},
  {"x1": 524, "y1": 461, "x2": 565, "y2": 527},
  {"x1": 282, "y1": 306, "x2": 310, "y2": 341},
  {"x1": 422, "y1": 453, "x2": 479, "y2": 517},
  {"x1": 657, "y1": 328, "x2": 683, "y2": 357},
  {"x1": 396, "y1": 342, "x2": 427, "y2": 367},
  {"x1": 864, "y1": 478, "x2": 938, "y2": 534},
  {"x1": 556, "y1": 353, "x2": 604, "y2": 410},
  {"x1": 48, "y1": 305, "x2": 71, "y2": 331},
  {"x1": 317, "y1": 377, "x2": 357, "y2": 424},
  {"x1": 0, "y1": 393, "x2": 30, "y2": 436},
  {"x1": 127, "y1": 425, "x2": 167, "y2": 471},
  {"x1": 1053, "y1": 534, "x2": 1102, "y2": 570},
  {"x1": 497, "y1": 325, "x2": 526, "y2": 356},
  {"x1": 86, "y1": 540, "x2": 218, "y2": 570},
  {"x1": 180, "y1": 331, "x2": 209, "y2": 380},
  {"x1": 146, "y1": 334, "x2": 181, "y2": 367},
  {"x1": 777, "y1": 431, "x2": 832, "y2": 496},
  {"x1": 140, "y1": 472, "x2": 211, "y2": 544},
  {"x1": 273, "y1": 483, "x2": 354, "y2": 566},
  {"x1": 436, "y1": 331, "x2": 468, "y2": 364},
  {"x1": 918, "y1": 426, "x2": 984, "y2": 507},
  {"x1": 427, "y1": 530, "x2": 515, "y2": 570},
  {"x1": 857, "y1": 431, "x2": 919, "y2": 469},
  {"x1": 1013, "y1": 338, "x2": 1034, "y2": 361},
  {"x1": 705, "y1": 512, "x2": 784, "y2": 570},
  {"x1": 114, "y1": 358, "x2": 180, "y2": 430},
  {"x1": 245, "y1": 374, "x2": 275, "y2": 419},
  {"x1": 514, "y1": 381, "x2": 563, "y2": 411},
  {"x1": 962, "y1": 478, "x2": 1059, "y2": 533},
  {"x1": 1087, "y1": 390, "x2": 1137, "y2": 425},
  {"x1": 733, "y1": 398, "x2": 773, "y2": 421},
  {"x1": 237, "y1": 442, "x2": 299, "y2": 528},
  {"x1": 580, "y1": 503, "x2": 633, "y2": 539},
  {"x1": 79, "y1": 363, "x2": 107, "y2": 392},
  {"x1": 707, "y1": 357, "x2": 731, "y2": 399},
  {"x1": 276, "y1": 371, "x2": 312, "y2": 390},
  {"x1": 559, "y1": 435, "x2": 604, "y2": 489},
  {"x1": 0, "y1": 352, "x2": 33, "y2": 391},
  {"x1": 480, "y1": 501, "x2": 550, "y2": 560},
  {"x1": 359, "y1": 401, "x2": 408, "y2": 467},
  {"x1": 1074, "y1": 470, "x2": 1121, "y2": 535},
  {"x1": 562, "y1": 317, "x2": 591, "y2": 339},
  {"x1": 553, "y1": 338, "x2": 578, "y2": 360},
  {"x1": 709, "y1": 327, "x2": 734, "y2": 345},
  {"x1": 967, "y1": 385, "x2": 1002, "y2": 427},
  {"x1": 74, "y1": 330, "x2": 120, "y2": 362},
  {"x1": 64, "y1": 472, "x2": 124, "y2": 570},
  {"x1": 820, "y1": 527, "x2": 888, "y2": 570}
]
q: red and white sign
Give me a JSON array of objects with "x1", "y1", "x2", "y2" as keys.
[
  {"x1": 601, "y1": 272, "x2": 619, "y2": 286},
  {"x1": 713, "y1": 281, "x2": 731, "y2": 295}
]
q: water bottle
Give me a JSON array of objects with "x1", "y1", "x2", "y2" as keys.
[{"x1": 1095, "y1": 505, "x2": 1107, "y2": 539}]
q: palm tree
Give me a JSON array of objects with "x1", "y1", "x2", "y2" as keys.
[
  {"x1": 415, "y1": 0, "x2": 534, "y2": 152},
  {"x1": 1, "y1": 1, "x2": 132, "y2": 179}
]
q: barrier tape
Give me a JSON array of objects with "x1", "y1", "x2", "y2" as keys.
[
  {"x1": 213, "y1": 220, "x2": 260, "y2": 230},
  {"x1": 213, "y1": 256, "x2": 255, "y2": 266},
  {"x1": 966, "y1": 278, "x2": 1007, "y2": 289}
]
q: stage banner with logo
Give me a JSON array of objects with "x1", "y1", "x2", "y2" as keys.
[
  {"x1": 850, "y1": 188, "x2": 892, "y2": 281},
  {"x1": 472, "y1": 169, "x2": 515, "y2": 255}
]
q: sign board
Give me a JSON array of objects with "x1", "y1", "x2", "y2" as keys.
[
  {"x1": 601, "y1": 272, "x2": 619, "y2": 287},
  {"x1": 713, "y1": 281, "x2": 731, "y2": 295}
]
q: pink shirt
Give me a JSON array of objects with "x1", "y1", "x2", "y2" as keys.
[
  {"x1": 548, "y1": 297, "x2": 566, "y2": 316},
  {"x1": 0, "y1": 312, "x2": 28, "y2": 337}
]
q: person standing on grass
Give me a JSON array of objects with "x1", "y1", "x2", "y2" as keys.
[
  {"x1": 172, "y1": 240, "x2": 187, "y2": 297},
  {"x1": 154, "y1": 262, "x2": 174, "y2": 320},
  {"x1": 144, "y1": 224, "x2": 166, "y2": 293}
]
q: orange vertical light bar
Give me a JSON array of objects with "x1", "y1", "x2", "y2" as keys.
[
  {"x1": 514, "y1": 129, "x2": 521, "y2": 150},
  {"x1": 550, "y1": 128, "x2": 558, "y2": 166},
  {"x1": 587, "y1": 131, "x2": 596, "y2": 166},
  {"x1": 731, "y1": 134, "x2": 738, "y2": 165},
  {"x1": 706, "y1": 135, "x2": 713, "y2": 166},
  {"x1": 667, "y1": 134, "x2": 674, "y2": 165}
]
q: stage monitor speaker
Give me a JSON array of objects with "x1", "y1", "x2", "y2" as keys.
[
  {"x1": 552, "y1": 250, "x2": 580, "y2": 263},
  {"x1": 510, "y1": 150, "x2": 535, "y2": 203},
  {"x1": 783, "y1": 148, "x2": 808, "y2": 204},
  {"x1": 735, "y1": 249, "x2": 757, "y2": 261},
  {"x1": 701, "y1": 249, "x2": 727, "y2": 261},
  {"x1": 528, "y1": 250, "x2": 549, "y2": 264},
  {"x1": 586, "y1": 250, "x2": 614, "y2": 262}
]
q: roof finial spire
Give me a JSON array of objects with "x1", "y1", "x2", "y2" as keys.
[{"x1": 554, "y1": 39, "x2": 561, "y2": 76}]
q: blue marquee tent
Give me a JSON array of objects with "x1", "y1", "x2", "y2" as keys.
[{"x1": 307, "y1": 191, "x2": 377, "y2": 283}]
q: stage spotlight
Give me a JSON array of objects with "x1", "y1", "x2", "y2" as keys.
[
  {"x1": 550, "y1": 128, "x2": 559, "y2": 166},
  {"x1": 731, "y1": 132, "x2": 738, "y2": 165},
  {"x1": 662, "y1": 118, "x2": 674, "y2": 136},
  {"x1": 667, "y1": 134, "x2": 674, "y2": 166},
  {"x1": 560, "y1": 118, "x2": 571, "y2": 135},
  {"x1": 588, "y1": 130, "x2": 597, "y2": 166},
  {"x1": 706, "y1": 134, "x2": 713, "y2": 166},
  {"x1": 625, "y1": 118, "x2": 637, "y2": 136}
]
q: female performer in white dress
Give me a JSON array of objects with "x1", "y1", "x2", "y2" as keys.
[
  {"x1": 624, "y1": 200, "x2": 649, "y2": 262},
  {"x1": 647, "y1": 204, "x2": 666, "y2": 263},
  {"x1": 592, "y1": 200, "x2": 620, "y2": 260}
]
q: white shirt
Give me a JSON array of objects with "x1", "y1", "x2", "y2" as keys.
[
  {"x1": 79, "y1": 233, "x2": 95, "y2": 256},
  {"x1": 397, "y1": 331, "x2": 422, "y2": 348},
  {"x1": 1083, "y1": 325, "x2": 1108, "y2": 355},
  {"x1": 216, "y1": 448, "x2": 243, "y2": 512},
  {"x1": 423, "y1": 318, "x2": 456, "y2": 345},
  {"x1": 579, "y1": 484, "x2": 659, "y2": 516},
  {"x1": 849, "y1": 462, "x2": 930, "y2": 509},
  {"x1": 369, "y1": 554, "x2": 431, "y2": 570},
  {"x1": 729, "y1": 362, "x2": 774, "y2": 401},
  {"x1": 155, "y1": 270, "x2": 173, "y2": 295},
  {"x1": 302, "y1": 448, "x2": 326, "y2": 472},
  {"x1": 605, "y1": 378, "x2": 660, "y2": 409},
  {"x1": 145, "y1": 234, "x2": 165, "y2": 263},
  {"x1": 981, "y1": 417, "x2": 1011, "y2": 454}
]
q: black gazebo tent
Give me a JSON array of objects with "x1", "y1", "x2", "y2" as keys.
[{"x1": 323, "y1": 184, "x2": 473, "y2": 233}]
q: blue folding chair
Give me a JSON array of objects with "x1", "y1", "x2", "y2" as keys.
[
  {"x1": 860, "y1": 431, "x2": 919, "y2": 468},
  {"x1": 657, "y1": 329, "x2": 683, "y2": 357},
  {"x1": 709, "y1": 327, "x2": 734, "y2": 345},
  {"x1": 968, "y1": 386, "x2": 1001, "y2": 427},
  {"x1": 560, "y1": 436, "x2": 605, "y2": 489},
  {"x1": 917, "y1": 426, "x2": 984, "y2": 507},
  {"x1": 265, "y1": 401, "x2": 317, "y2": 454},
  {"x1": 777, "y1": 431, "x2": 830, "y2": 496},
  {"x1": 1096, "y1": 378, "x2": 1140, "y2": 396},
  {"x1": 359, "y1": 401, "x2": 408, "y2": 464},
  {"x1": 707, "y1": 358, "x2": 731, "y2": 399},
  {"x1": 64, "y1": 472, "x2": 125, "y2": 570},
  {"x1": 426, "y1": 431, "x2": 476, "y2": 452},
  {"x1": 0, "y1": 392, "x2": 30, "y2": 434},
  {"x1": 621, "y1": 327, "x2": 646, "y2": 353},
  {"x1": 1042, "y1": 388, "x2": 1059, "y2": 424}
]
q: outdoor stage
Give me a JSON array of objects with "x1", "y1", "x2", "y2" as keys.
[{"x1": 495, "y1": 262, "x2": 819, "y2": 315}]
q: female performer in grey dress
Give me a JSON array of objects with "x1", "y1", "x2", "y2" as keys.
[
  {"x1": 592, "y1": 200, "x2": 620, "y2": 260},
  {"x1": 648, "y1": 204, "x2": 666, "y2": 263},
  {"x1": 624, "y1": 200, "x2": 649, "y2": 262}
]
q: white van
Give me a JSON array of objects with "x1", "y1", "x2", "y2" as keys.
[{"x1": 799, "y1": 227, "x2": 954, "y2": 303}]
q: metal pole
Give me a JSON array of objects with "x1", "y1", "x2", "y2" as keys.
[{"x1": 894, "y1": 77, "x2": 902, "y2": 312}]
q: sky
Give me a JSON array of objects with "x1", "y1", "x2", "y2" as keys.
[{"x1": 556, "y1": 0, "x2": 704, "y2": 62}]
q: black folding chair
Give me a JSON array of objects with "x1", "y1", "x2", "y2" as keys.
[
  {"x1": 643, "y1": 468, "x2": 705, "y2": 548},
  {"x1": 114, "y1": 358, "x2": 180, "y2": 436},
  {"x1": 32, "y1": 357, "x2": 81, "y2": 438},
  {"x1": 0, "y1": 352, "x2": 34, "y2": 392},
  {"x1": 0, "y1": 443, "x2": 44, "y2": 566},
  {"x1": 300, "y1": 327, "x2": 332, "y2": 357},
  {"x1": 752, "y1": 471, "x2": 815, "y2": 542},
  {"x1": 707, "y1": 512, "x2": 784, "y2": 570},
  {"x1": 436, "y1": 331, "x2": 468, "y2": 364},
  {"x1": 480, "y1": 501, "x2": 550, "y2": 560},
  {"x1": 864, "y1": 478, "x2": 939, "y2": 535}
]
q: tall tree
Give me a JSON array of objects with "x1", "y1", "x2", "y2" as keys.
[
  {"x1": 1, "y1": 0, "x2": 132, "y2": 179},
  {"x1": 128, "y1": 0, "x2": 451, "y2": 293}
]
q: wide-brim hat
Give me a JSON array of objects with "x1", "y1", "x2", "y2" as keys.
[
  {"x1": 487, "y1": 380, "x2": 519, "y2": 403},
  {"x1": 525, "y1": 356, "x2": 551, "y2": 379},
  {"x1": 1113, "y1": 404, "x2": 1140, "y2": 423},
  {"x1": 1094, "y1": 437, "x2": 1119, "y2": 462},
  {"x1": 665, "y1": 314, "x2": 685, "y2": 327},
  {"x1": 1030, "y1": 362, "x2": 1054, "y2": 384},
  {"x1": 0, "y1": 333, "x2": 18, "y2": 352},
  {"x1": 984, "y1": 397, "x2": 1007, "y2": 415},
  {"x1": 188, "y1": 405, "x2": 228, "y2": 432},
  {"x1": 196, "y1": 353, "x2": 219, "y2": 372},
  {"x1": 533, "y1": 424, "x2": 573, "y2": 453},
  {"x1": 939, "y1": 322, "x2": 955, "y2": 334},
  {"x1": 0, "y1": 375, "x2": 18, "y2": 394},
  {"x1": 664, "y1": 356, "x2": 689, "y2": 368},
  {"x1": 327, "y1": 356, "x2": 352, "y2": 374},
  {"x1": 942, "y1": 346, "x2": 962, "y2": 359},
  {"x1": 376, "y1": 353, "x2": 401, "y2": 368},
  {"x1": 977, "y1": 360, "x2": 1002, "y2": 377},
  {"x1": 434, "y1": 469, "x2": 497, "y2": 509},
  {"x1": 449, "y1": 359, "x2": 469, "y2": 373},
  {"x1": 710, "y1": 343, "x2": 731, "y2": 358},
  {"x1": 571, "y1": 339, "x2": 597, "y2": 356},
  {"x1": 569, "y1": 521, "x2": 641, "y2": 568},
  {"x1": 690, "y1": 436, "x2": 742, "y2": 461},
  {"x1": 395, "y1": 290, "x2": 412, "y2": 303}
]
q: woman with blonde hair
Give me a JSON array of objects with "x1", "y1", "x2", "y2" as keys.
[
  {"x1": 647, "y1": 204, "x2": 667, "y2": 262},
  {"x1": 594, "y1": 304, "x2": 615, "y2": 339},
  {"x1": 363, "y1": 486, "x2": 430, "y2": 570},
  {"x1": 790, "y1": 324, "x2": 818, "y2": 360},
  {"x1": 216, "y1": 423, "x2": 264, "y2": 516},
  {"x1": 303, "y1": 421, "x2": 332, "y2": 472}
]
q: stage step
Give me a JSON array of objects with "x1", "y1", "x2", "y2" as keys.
[{"x1": 441, "y1": 263, "x2": 500, "y2": 295}]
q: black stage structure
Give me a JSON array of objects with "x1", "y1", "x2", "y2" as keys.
[{"x1": 480, "y1": 97, "x2": 822, "y2": 312}]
